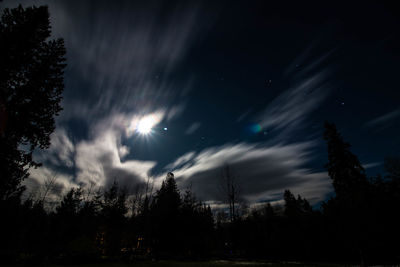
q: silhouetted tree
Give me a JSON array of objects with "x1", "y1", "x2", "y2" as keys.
[
  {"x1": 180, "y1": 184, "x2": 214, "y2": 257},
  {"x1": 283, "y1": 190, "x2": 312, "y2": 218},
  {"x1": 283, "y1": 189, "x2": 298, "y2": 218},
  {"x1": 323, "y1": 122, "x2": 370, "y2": 266},
  {"x1": 56, "y1": 187, "x2": 83, "y2": 216},
  {"x1": 99, "y1": 181, "x2": 128, "y2": 257},
  {"x1": 323, "y1": 122, "x2": 368, "y2": 199},
  {"x1": 384, "y1": 157, "x2": 400, "y2": 181},
  {"x1": 221, "y1": 165, "x2": 240, "y2": 222},
  {"x1": 0, "y1": 5, "x2": 65, "y2": 261},
  {"x1": 54, "y1": 188, "x2": 87, "y2": 257},
  {"x1": 152, "y1": 172, "x2": 181, "y2": 214},
  {"x1": 150, "y1": 172, "x2": 182, "y2": 257},
  {"x1": 102, "y1": 181, "x2": 128, "y2": 220},
  {"x1": 0, "y1": 5, "x2": 66, "y2": 201},
  {"x1": 182, "y1": 184, "x2": 197, "y2": 212},
  {"x1": 262, "y1": 202, "x2": 275, "y2": 219}
]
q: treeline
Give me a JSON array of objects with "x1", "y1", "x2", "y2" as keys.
[
  {"x1": 1, "y1": 123, "x2": 400, "y2": 265},
  {"x1": 1, "y1": 173, "x2": 215, "y2": 263}
]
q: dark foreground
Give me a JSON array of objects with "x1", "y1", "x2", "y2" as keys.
[{"x1": 2, "y1": 260, "x2": 348, "y2": 267}]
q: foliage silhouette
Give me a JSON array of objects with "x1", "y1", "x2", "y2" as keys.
[
  {"x1": 0, "y1": 5, "x2": 66, "y2": 201},
  {"x1": 323, "y1": 122, "x2": 368, "y2": 199},
  {"x1": 0, "y1": 4, "x2": 65, "y2": 262}
]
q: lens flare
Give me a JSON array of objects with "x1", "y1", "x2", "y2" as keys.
[{"x1": 250, "y1": 123, "x2": 262, "y2": 133}]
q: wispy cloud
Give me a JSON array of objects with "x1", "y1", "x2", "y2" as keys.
[
  {"x1": 25, "y1": 166, "x2": 77, "y2": 207},
  {"x1": 363, "y1": 161, "x2": 382, "y2": 169},
  {"x1": 257, "y1": 70, "x2": 331, "y2": 133},
  {"x1": 8, "y1": 1, "x2": 213, "y2": 124},
  {"x1": 157, "y1": 141, "x2": 332, "y2": 205},
  {"x1": 54, "y1": 1, "x2": 211, "y2": 122},
  {"x1": 32, "y1": 112, "x2": 162, "y2": 194},
  {"x1": 34, "y1": 128, "x2": 75, "y2": 168},
  {"x1": 236, "y1": 110, "x2": 251, "y2": 123},
  {"x1": 164, "y1": 151, "x2": 196, "y2": 170},
  {"x1": 365, "y1": 108, "x2": 400, "y2": 128},
  {"x1": 74, "y1": 112, "x2": 159, "y2": 188},
  {"x1": 185, "y1": 122, "x2": 201, "y2": 135},
  {"x1": 166, "y1": 103, "x2": 187, "y2": 122}
]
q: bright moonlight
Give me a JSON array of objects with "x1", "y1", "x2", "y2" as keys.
[{"x1": 137, "y1": 116, "x2": 155, "y2": 134}]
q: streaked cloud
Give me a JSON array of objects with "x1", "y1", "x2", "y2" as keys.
[
  {"x1": 74, "y1": 113, "x2": 158, "y2": 188},
  {"x1": 365, "y1": 108, "x2": 400, "y2": 128},
  {"x1": 35, "y1": 128, "x2": 75, "y2": 168},
  {"x1": 157, "y1": 141, "x2": 332, "y2": 205},
  {"x1": 257, "y1": 70, "x2": 331, "y2": 133},
  {"x1": 363, "y1": 161, "x2": 382, "y2": 169},
  {"x1": 164, "y1": 151, "x2": 196, "y2": 170},
  {"x1": 185, "y1": 122, "x2": 201, "y2": 135},
  {"x1": 166, "y1": 104, "x2": 187, "y2": 122},
  {"x1": 25, "y1": 166, "x2": 77, "y2": 207},
  {"x1": 236, "y1": 110, "x2": 251, "y2": 123}
]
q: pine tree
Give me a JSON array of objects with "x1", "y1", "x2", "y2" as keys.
[
  {"x1": 152, "y1": 172, "x2": 181, "y2": 216},
  {"x1": 99, "y1": 181, "x2": 128, "y2": 257},
  {"x1": 263, "y1": 202, "x2": 275, "y2": 218},
  {"x1": 323, "y1": 122, "x2": 367, "y2": 199},
  {"x1": 323, "y1": 122, "x2": 369, "y2": 265},
  {"x1": 284, "y1": 189, "x2": 298, "y2": 217},
  {"x1": 150, "y1": 172, "x2": 182, "y2": 257},
  {"x1": 102, "y1": 181, "x2": 128, "y2": 220},
  {"x1": 182, "y1": 184, "x2": 197, "y2": 212}
]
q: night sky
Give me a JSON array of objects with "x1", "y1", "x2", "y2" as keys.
[{"x1": 2, "y1": 0, "x2": 399, "y2": 207}]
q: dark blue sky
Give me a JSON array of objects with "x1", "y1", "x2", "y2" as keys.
[{"x1": 3, "y1": 0, "x2": 399, "y2": 207}]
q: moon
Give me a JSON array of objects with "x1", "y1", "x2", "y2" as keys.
[{"x1": 137, "y1": 116, "x2": 155, "y2": 135}]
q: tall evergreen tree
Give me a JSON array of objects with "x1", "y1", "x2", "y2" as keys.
[
  {"x1": 263, "y1": 202, "x2": 275, "y2": 219},
  {"x1": 284, "y1": 190, "x2": 312, "y2": 218},
  {"x1": 99, "y1": 181, "x2": 128, "y2": 257},
  {"x1": 283, "y1": 189, "x2": 298, "y2": 218},
  {"x1": 323, "y1": 122, "x2": 370, "y2": 266},
  {"x1": 323, "y1": 122, "x2": 367, "y2": 199},
  {"x1": 152, "y1": 172, "x2": 181, "y2": 216},
  {"x1": 0, "y1": 5, "x2": 66, "y2": 201},
  {"x1": 150, "y1": 172, "x2": 183, "y2": 257}
]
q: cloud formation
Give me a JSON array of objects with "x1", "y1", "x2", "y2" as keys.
[
  {"x1": 365, "y1": 108, "x2": 400, "y2": 128},
  {"x1": 26, "y1": 166, "x2": 76, "y2": 207},
  {"x1": 32, "y1": 112, "x2": 160, "y2": 195},
  {"x1": 33, "y1": 108, "x2": 332, "y2": 207},
  {"x1": 160, "y1": 142, "x2": 332, "y2": 205},
  {"x1": 74, "y1": 112, "x2": 159, "y2": 188},
  {"x1": 53, "y1": 1, "x2": 210, "y2": 122},
  {"x1": 257, "y1": 70, "x2": 331, "y2": 133},
  {"x1": 34, "y1": 128, "x2": 75, "y2": 168},
  {"x1": 185, "y1": 122, "x2": 201, "y2": 135}
]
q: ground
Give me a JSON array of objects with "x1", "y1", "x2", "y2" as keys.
[{"x1": 7, "y1": 260, "x2": 347, "y2": 267}]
